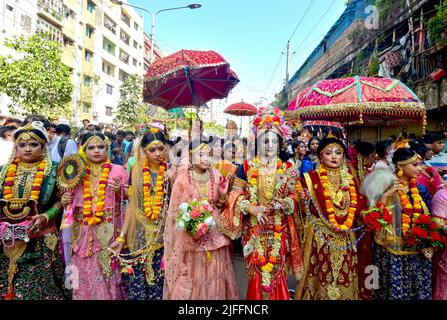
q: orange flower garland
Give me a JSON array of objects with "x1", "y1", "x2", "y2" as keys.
[
  {"x1": 82, "y1": 160, "x2": 112, "y2": 225},
  {"x1": 142, "y1": 159, "x2": 166, "y2": 220},
  {"x1": 398, "y1": 178, "x2": 426, "y2": 237},
  {"x1": 318, "y1": 165, "x2": 358, "y2": 231},
  {"x1": 3, "y1": 158, "x2": 46, "y2": 200}
]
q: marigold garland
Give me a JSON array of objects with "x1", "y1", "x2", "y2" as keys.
[
  {"x1": 247, "y1": 157, "x2": 286, "y2": 293},
  {"x1": 318, "y1": 165, "x2": 358, "y2": 231},
  {"x1": 3, "y1": 158, "x2": 46, "y2": 200},
  {"x1": 398, "y1": 178, "x2": 426, "y2": 237},
  {"x1": 82, "y1": 161, "x2": 112, "y2": 225},
  {"x1": 142, "y1": 160, "x2": 166, "y2": 220}
]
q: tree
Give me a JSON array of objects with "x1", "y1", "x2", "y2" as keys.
[
  {"x1": 0, "y1": 32, "x2": 73, "y2": 118},
  {"x1": 114, "y1": 74, "x2": 146, "y2": 130}
]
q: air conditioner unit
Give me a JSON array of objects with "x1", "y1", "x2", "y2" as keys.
[{"x1": 93, "y1": 111, "x2": 99, "y2": 117}]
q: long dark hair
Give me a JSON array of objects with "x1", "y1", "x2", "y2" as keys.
[
  {"x1": 141, "y1": 130, "x2": 167, "y2": 148},
  {"x1": 392, "y1": 148, "x2": 417, "y2": 165}
]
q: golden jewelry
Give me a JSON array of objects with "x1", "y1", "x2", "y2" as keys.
[
  {"x1": 83, "y1": 135, "x2": 110, "y2": 148},
  {"x1": 16, "y1": 131, "x2": 46, "y2": 145},
  {"x1": 319, "y1": 143, "x2": 343, "y2": 156},
  {"x1": 191, "y1": 143, "x2": 210, "y2": 154},
  {"x1": 145, "y1": 140, "x2": 164, "y2": 151},
  {"x1": 192, "y1": 170, "x2": 210, "y2": 182},
  {"x1": 396, "y1": 154, "x2": 421, "y2": 166},
  {"x1": 397, "y1": 168, "x2": 404, "y2": 178}
]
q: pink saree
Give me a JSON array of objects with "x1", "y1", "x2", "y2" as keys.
[
  {"x1": 70, "y1": 164, "x2": 128, "y2": 300},
  {"x1": 163, "y1": 168, "x2": 238, "y2": 300}
]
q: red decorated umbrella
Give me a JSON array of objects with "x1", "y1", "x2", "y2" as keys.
[
  {"x1": 143, "y1": 49, "x2": 239, "y2": 110},
  {"x1": 286, "y1": 76, "x2": 426, "y2": 131},
  {"x1": 224, "y1": 101, "x2": 257, "y2": 135},
  {"x1": 224, "y1": 101, "x2": 257, "y2": 116}
]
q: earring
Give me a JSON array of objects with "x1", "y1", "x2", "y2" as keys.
[{"x1": 397, "y1": 168, "x2": 403, "y2": 178}]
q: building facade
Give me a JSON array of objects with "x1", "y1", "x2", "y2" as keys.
[{"x1": 1, "y1": 0, "x2": 148, "y2": 125}]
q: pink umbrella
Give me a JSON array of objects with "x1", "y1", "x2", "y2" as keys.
[
  {"x1": 143, "y1": 49, "x2": 239, "y2": 110},
  {"x1": 286, "y1": 76, "x2": 426, "y2": 130}
]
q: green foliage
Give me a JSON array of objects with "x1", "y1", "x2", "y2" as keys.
[
  {"x1": 203, "y1": 121, "x2": 225, "y2": 136},
  {"x1": 0, "y1": 32, "x2": 73, "y2": 118},
  {"x1": 114, "y1": 74, "x2": 146, "y2": 130},
  {"x1": 348, "y1": 26, "x2": 364, "y2": 41},
  {"x1": 375, "y1": 0, "x2": 394, "y2": 20},
  {"x1": 428, "y1": 2, "x2": 447, "y2": 46},
  {"x1": 368, "y1": 54, "x2": 380, "y2": 76}
]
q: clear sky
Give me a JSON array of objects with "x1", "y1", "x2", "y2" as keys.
[{"x1": 128, "y1": 0, "x2": 347, "y2": 106}]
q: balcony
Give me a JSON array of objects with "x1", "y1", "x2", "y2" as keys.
[
  {"x1": 37, "y1": 0, "x2": 64, "y2": 27},
  {"x1": 61, "y1": 42, "x2": 76, "y2": 68},
  {"x1": 62, "y1": 15, "x2": 77, "y2": 40},
  {"x1": 119, "y1": 49, "x2": 129, "y2": 65}
]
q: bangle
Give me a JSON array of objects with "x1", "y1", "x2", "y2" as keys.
[
  {"x1": 44, "y1": 207, "x2": 60, "y2": 221},
  {"x1": 116, "y1": 236, "x2": 126, "y2": 244},
  {"x1": 219, "y1": 196, "x2": 227, "y2": 204}
]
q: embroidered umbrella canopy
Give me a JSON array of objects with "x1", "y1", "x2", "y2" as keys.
[
  {"x1": 143, "y1": 49, "x2": 239, "y2": 110},
  {"x1": 286, "y1": 76, "x2": 426, "y2": 131},
  {"x1": 224, "y1": 101, "x2": 257, "y2": 135},
  {"x1": 224, "y1": 101, "x2": 257, "y2": 116}
]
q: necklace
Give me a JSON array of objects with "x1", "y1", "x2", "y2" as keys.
[
  {"x1": 3, "y1": 158, "x2": 46, "y2": 201},
  {"x1": 318, "y1": 165, "x2": 358, "y2": 231},
  {"x1": 82, "y1": 160, "x2": 111, "y2": 225},
  {"x1": 142, "y1": 160, "x2": 166, "y2": 220},
  {"x1": 192, "y1": 170, "x2": 210, "y2": 183},
  {"x1": 188, "y1": 169, "x2": 215, "y2": 201},
  {"x1": 90, "y1": 163, "x2": 103, "y2": 178}
]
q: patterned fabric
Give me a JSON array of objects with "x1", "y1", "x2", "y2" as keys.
[
  {"x1": 0, "y1": 237, "x2": 70, "y2": 300},
  {"x1": 295, "y1": 170, "x2": 367, "y2": 300},
  {"x1": 372, "y1": 245, "x2": 432, "y2": 300},
  {"x1": 123, "y1": 248, "x2": 164, "y2": 300},
  {"x1": 0, "y1": 162, "x2": 69, "y2": 300}
]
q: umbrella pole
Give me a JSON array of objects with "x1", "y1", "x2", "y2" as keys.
[{"x1": 240, "y1": 116, "x2": 242, "y2": 136}]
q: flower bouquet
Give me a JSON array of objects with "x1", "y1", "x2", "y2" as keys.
[
  {"x1": 405, "y1": 214, "x2": 447, "y2": 250},
  {"x1": 177, "y1": 199, "x2": 216, "y2": 240},
  {"x1": 362, "y1": 204, "x2": 393, "y2": 234}
]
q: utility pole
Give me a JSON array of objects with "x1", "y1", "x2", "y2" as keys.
[{"x1": 285, "y1": 40, "x2": 291, "y2": 95}]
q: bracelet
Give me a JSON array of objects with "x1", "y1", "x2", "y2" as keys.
[
  {"x1": 116, "y1": 236, "x2": 126, "y2": 244},
  {"x1": 239, "y1": 200, "x2": 251, "y2": 216},
  {"x1": 44, "y1": 207, "x2": 60, "y2": 221},
  {"x1": 218, "y1": 196, "x2": 228, "y2": 204}
]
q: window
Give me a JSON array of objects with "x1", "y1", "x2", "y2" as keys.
[
  {"x1": 133, "y1": 40, "x2": 138, "y2": 49},
  {"x1": 102, "y1": 60, "x2": 115, "y2": 77},
  {"x1": 85, "y1": 49, "x2": 93, "y2": 62},
  {"x1": 87, "y1": 0, "x2": 95, "y2": 13},
  {"x1": 119, "y1": 49, "x2": 129, "y2": 64},
  {"x1": 104, "y1": 14, "x2": 116, "y2": 34},
  {"x1": 6, "y1": 4, "x2": 13, "y2": 11},
  {"x1": 120, "y1": 30, "x2": 130, "y2": 45},
  {"x1": 102, "y1": 37, "x2": 116, "y2": 55},
  {"x1": 85, "y1": 25, "x2": 93, "y2": 38},
  {"x1": 133, "y1": 58, "x2": 137, "y2": 66},
  {"x1": 121, "y1": 9, "x2": 130, "y2": 27},
  {"x1": 106, "y1": 84, "x2": 113, "y2": 94},
  {"x1": 21, "y1": 15, "x2": 32, "y2": 32},
  {"x1": 134, "y1": 22, "x2": 139, "y2": 31},
  {"x1": 83, "y1": 103, "x2": 91, "y2": 113},
  {"x1": 83, "y1": 76, "x2": 92, "y2": 87},
  {"x1": 106, "y1": 107, "x2": 113, "y2": 117},
  {"x1": 119, "y1": 69, "x2": 129, "y2": 82}
]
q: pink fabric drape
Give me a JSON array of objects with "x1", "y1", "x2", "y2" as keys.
[
  {"x1": 163, "y1": 168, "x2": 238, "y2": 300},
  {"x1": 432, "y1": 187, "x2": 447, "y2": 300}
]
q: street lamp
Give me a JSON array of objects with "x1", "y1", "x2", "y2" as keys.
[{"x1": 110, "y1": 0, "x2": 202, "y2": 64}]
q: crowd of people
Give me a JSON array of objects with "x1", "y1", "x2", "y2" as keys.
[{"x1": 0, "y1": 107, "x2": 447, "y2": 301}]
